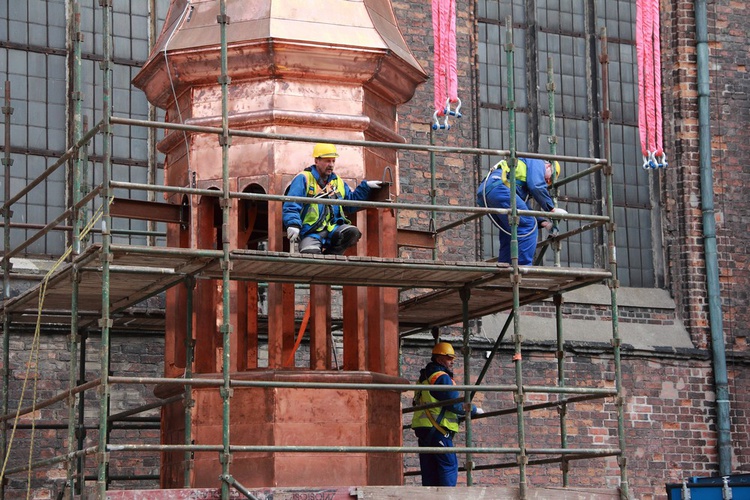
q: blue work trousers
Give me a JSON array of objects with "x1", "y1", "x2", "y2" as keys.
[
  {"x1": 477, "y1": 183, "x2": 538, "y2": 265},
  {"x1": 415, "y1": 427, "x2": 458, "y2": 486}
]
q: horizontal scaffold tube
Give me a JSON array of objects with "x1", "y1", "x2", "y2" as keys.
[
  {"x1": 109, "y1": 180, "x2": 609, "y2": 223},
  {"x1": 107, "y1": 375, "x2": 617, "y2": 396},
  {"x1": 106, "y1": 443, "x2": 620, "y2": 456},
  {"x1": 111, "y1": 116, "x2": 607, "y2": 166}
]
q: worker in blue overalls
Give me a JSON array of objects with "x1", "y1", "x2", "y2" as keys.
[
  {"x1": 476, "y1": 157, "x2": 566, "y2": 265},
  {"x1": 283, "y1": 143, "x2": 382, "y2": 254},
  {"x1": 411, "y1": 342, "x2": 483, "y2": 486}
]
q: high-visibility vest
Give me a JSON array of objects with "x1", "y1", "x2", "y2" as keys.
[
  {"x1": 411, "y1": 371, "x2": 460, "y2": 433},
  {"x1": 299, "y1": 170, "x2": 350, "y2": 232},
  {"x1": 496, "y1": 159, "x2": 529, "y2": 187}
]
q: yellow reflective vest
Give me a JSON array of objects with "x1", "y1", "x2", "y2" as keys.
[
  {"x1": 411, "y1": 371, "x2": 460, "y2": 434},
  {"x1": 300, "y1": 170, "x2": 351, "y2": 233},
  {"x1": 495, "y1": 158, "x2": 529, "y2": 187}
]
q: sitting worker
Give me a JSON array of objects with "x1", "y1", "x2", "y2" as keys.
[
  {"x1": 411, "y1": 342, "x2": 483, "y2": 487},
  {"x1": 476, "y1": 157, "x2": 567, "y2": 265},
  {"x1": 283, "y1": 143, "x2": 382, "y2": 255}
]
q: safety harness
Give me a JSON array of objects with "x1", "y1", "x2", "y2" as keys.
[
  {"x1": 298, "y1": 169, "x2": 350, "y2": 233},
  {"x1": 413, "y1": 371, "x2": 456, "y2": 437},
  {"x1": 479, "y1": 160, "x2": 539, "y2": 239}
]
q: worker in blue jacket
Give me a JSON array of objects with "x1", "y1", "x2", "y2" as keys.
[
  {"x1": 411, "y1": 342, "x2": 483, "y2": 486},
  {"x1": 476, "y1": 157, "x2": 566, "y2": 265},
  {"x1": 283, "y1": 143, "x2": 382, "y2": 255}
]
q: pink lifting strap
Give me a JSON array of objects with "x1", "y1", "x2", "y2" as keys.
[
  {"x1": 637, "y1": 0, "x2": 667, "y2": 168},
  {"x1": 432, "y1": 0, "x2": 458, "y2": 116}
]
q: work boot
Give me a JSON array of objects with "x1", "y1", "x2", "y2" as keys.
[{"x1": 327, "y1": 224, "x2": 361, "y2": 255}]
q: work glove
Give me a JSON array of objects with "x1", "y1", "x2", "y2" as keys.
[
  {"x1": 551, "y1": 207, "x2": 568, "y2": 216},
  {"x1": 286, "y1": 226, "x2": 300, "y2": 243},
  {"x1": 475, "y1": 407, "x2": 485, "y2": 415},
  {"x1": 366, "y1": 180, "x2": 383, "y2": 189}
]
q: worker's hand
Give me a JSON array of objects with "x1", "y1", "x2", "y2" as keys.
[
  {"x1": 366, "y1": 180, "x2": 383, "y2": 189},
  {"x1": 475, "y1": 407, "x2": 485, "y2": 415},
  {"x1": 287, "y1": 226, "x2": 300, "y2": 243},
  {"x1": 551, "y1": 207, "x2": 568, "y2": 216},
  {"x1": 540, "y1": 219, "x2": 553, "y2": 230}
]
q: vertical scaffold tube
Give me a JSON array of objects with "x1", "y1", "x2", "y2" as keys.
[
  {"x1": 430, "y1": 128, "x2": 438, "y2": 260},
  {"x1": 217, "y1": 2, "x2": 233, "y2": 498},
  {"x1": 460, "y1": 287, "x2": 473, "y2": 485},
  {"x1": 184, "y1": 276, "x2": 196, "y2": 488},
  {"x1": 547, "y1": 56, "x2": 569, "y2": 486},
  {"x1": 67, "y1": 2, "x2": 84, "y2": 488},
  {"x1": 1, "y1": 79, "x2": 13, "y2": 500},
  {"x1": 67, "y1": 267, "x2": 81, "y2": 494},
  {"x1": 599, "y1": 28, "x2": 630, "y2": 500},
  {"x1": 505, "y1": 16, "x2": 527, "y2": 498},
  {"x1": 97, "y1": 0, "x2": 114, "y2": 497},
  {"x1": 546, "y1": 56, "x2": 561, "y2": 266},
  {"x1": 147, "y1": 0, "x2": 158, "y2": 247}
]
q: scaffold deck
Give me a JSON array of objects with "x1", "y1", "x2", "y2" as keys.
[{"x1": 1, "y1": 244, "x2": 611, "y2": 333}]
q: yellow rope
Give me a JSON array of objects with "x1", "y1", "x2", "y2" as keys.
[{"x1": 0, "y1": 198, "x2": 111, "y2": 492}]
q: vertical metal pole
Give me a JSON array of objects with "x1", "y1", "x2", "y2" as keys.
[
  {"x1": 554, "y1": 293, "x2": 568, "y2": 485},
  {"x1": 505, "y1": 17, "x2": 527, "y2": 498},
  {"x1": 1, "y1": 80, "x2": 13, "y2": 500},
  {"x1": 2, "y1": 82, "x2": 13, "y2": 299},
  {"x1": 547, "y1": 55, "x2": 569, "y2": 486},
  {"x1": 81, "y1": 116, "x2": 90, "y2": 244},
  {"x1": 97, "y1": 0, "x2": 114, "y2": 497},
  {"x1": 70, "y1": 0, "x2": 84, "y2": 255},
  {"x1": 546, "y1": 56, "x2": 561, "y2": 266},
  {"x1": 184, "y1": 276, "x2": 195, "y2": 488},
  {"x1": 67, "y1": 269, "x2": 81, "y2": 493},
  {"x1": 67, "y1": 1, "x2": 84, "y2": 488},
  {"x1": 430, "y1": 127, "x2": 437, "y2": 260},
  {"x1": 599, "y1": 28, "x2": 630, "y2": 500},
  {"x1": 76, "y1": 330, "x2": 88, "y2": 498},
  {"x1": 217, "y1": 2, "x2": 233, "y2": 498},
  {"x1": 147, "y1": 0, "x2": 158, "y2": 247},
  {"x1": 505, "y1": 18, "x2": 519, "y2": 270},
  {"x1": 460, "y1": 287, "x2": 473, "y2": 486}
]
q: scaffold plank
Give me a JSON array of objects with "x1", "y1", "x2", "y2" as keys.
[
  {"x1": 398, "y1": 268, "x2": 611, "y2": 333},
  {"x1": 0, "y1": 244, "x2": 214, "y2": 330},
  {"x1": 1, "y1": 245, "x2": 610, "y2": 334}
]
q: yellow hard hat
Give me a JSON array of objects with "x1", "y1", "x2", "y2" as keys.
[
  {"x1": 432, "y1": 342, "x2": 455, "y2": 358},
  {"x1": 546, "y1": 160, "x2": 561, "y2": 184},
  {"x1": 312, "y1": 143, "x2": 339, "y2": 159}
]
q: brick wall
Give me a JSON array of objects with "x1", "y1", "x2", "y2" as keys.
[{"x1": 3, "y1": 331, "x2": 163, "y2": 498}]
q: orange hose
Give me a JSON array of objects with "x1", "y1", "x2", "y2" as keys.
[{"x1": 284, "y1": 298, "x2": 311, "y2": 368}]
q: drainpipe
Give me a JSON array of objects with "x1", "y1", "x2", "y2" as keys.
[{"x1": 695, "y1": 0, "x2": 732, "y2": 477}]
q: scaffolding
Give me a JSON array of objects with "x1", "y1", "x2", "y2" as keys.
[{"x1": 0, "y1": 3, "x2": 630, "y2": 500}]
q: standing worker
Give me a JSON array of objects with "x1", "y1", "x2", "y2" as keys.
[
  {"x1": 411, "y1": 342, "x2": 483, "y2": 486},
  {"x1": 283, "y1": 143, "x2": 382, "y2": 254},
  {"x1": 476, "y1": 157, "x2": 567, "y2": 265}
]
